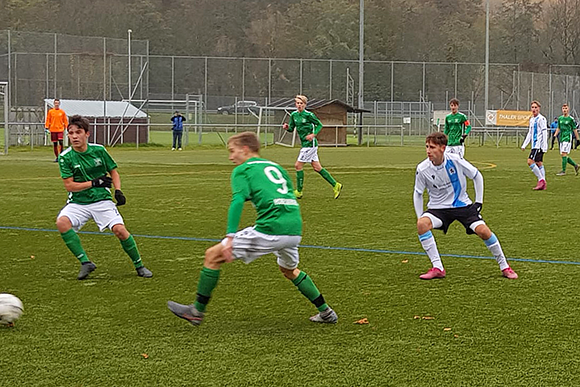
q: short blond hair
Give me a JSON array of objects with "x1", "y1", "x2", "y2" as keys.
[
  {"x1": 227, "y1": 132, "x2": 260, "y2": 153},
  {"x1": 295, "y1": 95, "x2": 308, "y2": 104},
  {"x1": 531, "y1": 100, "x2": 541, "y2": 108}
]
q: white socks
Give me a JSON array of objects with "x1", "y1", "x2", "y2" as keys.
[
  {"x1": 419, "y1": 231, "x2": 444, "y2": 270},
  {"x1": 484, "y1": 233, "x2": 509, "y2": 270}
]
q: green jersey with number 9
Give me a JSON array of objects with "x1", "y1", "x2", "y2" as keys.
[{"x1": 227, "y1": 157, "x2": 302, "y2": 236}]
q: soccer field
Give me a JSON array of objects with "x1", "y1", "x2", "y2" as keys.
[{"x1": 1, "y1": 145, "x2": 580, "y2": 386}]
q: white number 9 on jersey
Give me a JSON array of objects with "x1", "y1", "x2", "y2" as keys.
[{"x1": 264, "y1": 166, "x2": 289, "y2": 194}]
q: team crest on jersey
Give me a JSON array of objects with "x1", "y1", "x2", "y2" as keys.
[
  {"x1": 302, "y1": 118, "x2": 306, "y2": 123},
  {"x1": 449, "y1": 167, "x2": 456, "y2": 174},
  {"x1": 94, "y1": 158, "x2": 103, "y2": 167}
]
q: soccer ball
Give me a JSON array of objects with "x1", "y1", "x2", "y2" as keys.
[{"x1": 0, "y1": 293, "x2": 24, "y2": 325}]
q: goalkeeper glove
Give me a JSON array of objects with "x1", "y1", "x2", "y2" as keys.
[
  {"x1": 91, "y1": 175, "x2": 113, "y2": 188},
  {"x1": 460, "y1": 134, "x2": 467, "y2": 144},
  {"x1": 45, "y1": 128, "x2": 50, "y2": 135},
  {"x1": 114, "y1": 190, "x2": 126, "y2": 206}
]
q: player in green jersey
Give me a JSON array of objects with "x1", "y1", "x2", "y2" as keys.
[
  {"x1": 554, "y1": 104, "x2": 580, "y2": 176},
  {"x1": 55, "y1": 115, "x2": 153, "y2": 280},
  {"x1": 282, "y1": 95, "x2": 342, "y2": 199},
  {"x1": 168, "y1": 132, "x2": 337, "y2": 325},
  {"x1": 444, "y1": 98, "x2": 471, "y2": 158}
]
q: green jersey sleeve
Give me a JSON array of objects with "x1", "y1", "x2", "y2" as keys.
[
  {"x1": 309, "y1": 112, "x2": 323, "y2": 135},
  {"x1": 226, "y1": 167, "x2": 250, "y2": 234}
]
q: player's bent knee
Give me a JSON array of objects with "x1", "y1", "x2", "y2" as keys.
[
  {"x1": 111, "y1": 223, "x2": 129, "y2": 239},
  {"x1": 417, "y1": 217, "x2": 432, "y2": 234},
  {"x1": 56, "y1": 216, "x2": 72, "y2": 233},
  {"x1": 474, "y1": 224, "x2": 492, "y2": 239},
  {"x1": 279, "y1": 266, "x2": 300, "y2": 280}
]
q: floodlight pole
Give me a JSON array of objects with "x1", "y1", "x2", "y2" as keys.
[
  {"x1": 484, "y1": 0, "x2": 489, "y2": 114},
  {"x1": 128, "y1": 29, "x2": 132, "y2": 102},
  {"x1": 358, "y1": 0, "x2": 364, "y2": 145}
]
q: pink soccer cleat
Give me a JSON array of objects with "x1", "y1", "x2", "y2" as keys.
[
  {"x1": 533, "y1": 179, "x2": 546, "y2": 190},
  {"x1": 502, "y1": 267, "x2": 518, "y2": 279},
  {"x1": 419, "y1": 267, "x2": 446, "y2": 280}
]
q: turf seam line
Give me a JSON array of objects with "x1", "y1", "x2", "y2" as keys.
[{"x1": 1, "y1": 225, "x2": 578, "y2": 265}]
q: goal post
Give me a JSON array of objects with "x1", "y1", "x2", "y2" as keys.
[
  {"x1": 256, "y1": 105, "x2": 296, "y2": 147},
  {"x1": 0, "y1": 82, "x2": 8, "y2": 155}
]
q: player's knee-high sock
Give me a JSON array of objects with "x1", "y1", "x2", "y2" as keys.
[
  {"x1": 562, "y1": 156, "x2": 568, "y2": 172},
  {"x1": 567, "y1": 156, "x2": 577, "y2": 167},
  {"x1": 60, "y1": 229, "x2": 89, "y2": 263},
  {"x1": 292, "y1": 271, "x2": 329, "y2": 312},
  {"x1": 120, "y1": 235, "x2": 143, "y2": 268},
  {"x1": 419, "y1": 231, "x2": 444, "y2": 270},
  {"x1": 539, "y1": 165, "x2": 546, "y2": 180},
  {"x1": 194, "y1": 267, "x2": 220, "y2": 312},
  {"x1": 58, "y1": 140, "x2": 63, "y2": 154},
  {"x1": 529, "y1": 164, "x2": 541, "y2": 181},
  {"x1": 296, "y1": 170, "x2": 304, "y2": 192},
  {"x1": 317, "y1": 168, "x2": 337, "y2": 187},
  {"x1": 53, "y1": 143, "x2": 59, "y2": 157},
  {"x1": 483, "y1": 233, "x2": 509, "y2": 270}
]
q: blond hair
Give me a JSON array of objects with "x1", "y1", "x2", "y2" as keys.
[
  {"x1": 295, "y1": 95, "x2": 308, "y2": 104},
  {"x1": 227, "y1": 132, "x2": 260, "y2": 153},
  {"x1": 531, "y1": 100, "x2": 541, "y2": 108}
]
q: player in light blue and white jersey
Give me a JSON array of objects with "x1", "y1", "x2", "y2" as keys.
[
  {"x1": 413, "y1": 132, "x2": 518, "y2": 280},
  {"x1": 521, "y1": 100, "x2": 548, "y2": 190}
]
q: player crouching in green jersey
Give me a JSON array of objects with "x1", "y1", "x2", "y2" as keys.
[
  {"x1": 282, "y1": 95, "x2": 342, "y2": 199},
  {"x1": 55, "y1": 115, "x2": 153, "y2": 280},
  {"x1": 168, "y1": 132, "x2": 337, "y2": 325}
]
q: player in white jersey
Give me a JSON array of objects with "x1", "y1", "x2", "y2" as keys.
[
  {"x1": 521, "y1": 100, "x2": 548, "y2": 190},
  {"x1": 413, "y1": 132, "x2": 518, "y2": 280}
]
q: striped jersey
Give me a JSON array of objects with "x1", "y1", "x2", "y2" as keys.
[
  {"x1": 414, "y1": 154, "x2": 479, "y2": 209},
  {"x1": 522, "y1": 114, "x2": 548, "y2": 151}
]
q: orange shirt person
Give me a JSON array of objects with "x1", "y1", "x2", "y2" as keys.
[{"x1": 45, "y1": 98, "x2": 68, "y2": 162}]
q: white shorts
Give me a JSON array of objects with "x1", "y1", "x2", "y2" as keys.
[
  {"x1": 444, "y1": 145, "x2": 465, "y2": 158},
  {"x1": 221, "y1": 227, "x2": 302, "y2": 270},
  {"x1": 560, "y1": 142, "x2": 572, "y2": 154},
  {"x1": 297, "y1": 147, "x2": 319, "y2": 163},
  {"x1": 57, "y1": 200, "x2": 124, "y2": 232}
]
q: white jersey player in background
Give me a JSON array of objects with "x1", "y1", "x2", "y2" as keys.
[
  {"x1": 521, "y1": 100, "x2": 548, "y2": 190},
  {"x1": 413, "y1": 132, "x2": 518, "y2": 280}
]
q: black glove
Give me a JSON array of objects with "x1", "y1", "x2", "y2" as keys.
[
  {"x1": 91, "y1": 175, "x2": 112, "y2": 188},
  {"x1": 472, "y1": 202, "x2": 482, "y2": 214},
  {"x1": 115, "y1": 190, "x2": 126, "y2": 206},
  {"x1": 460, "y1": 134, "x2": 467, "y2": 145}
]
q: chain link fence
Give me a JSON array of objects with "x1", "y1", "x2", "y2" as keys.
[{"x1": 0, "y1": 30, "x2": 579, "y2": 149}]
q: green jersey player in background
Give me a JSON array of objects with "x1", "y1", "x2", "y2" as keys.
[
  {"x1": 168, "y1": 132, "x2": 337, "y2": 325},
  {"x1": 282, "y1": 95, "x2": 342, "y2": 199},
  {"x1": 554, "y1": 103, "x2": 579, "y2": 176},
  {"x1": 444, "y1": 98, "x2": 471, "y2": 158},
  {"x1": 55, "y1": 115, "x2": 153, "y2": 280}
]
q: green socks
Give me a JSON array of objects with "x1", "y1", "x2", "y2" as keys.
[
  {"x1": 318, "y1": 168, "x2": 337, "y2": 187},
  {"x1": 292, "y1": 271, "x2": 329, "y2": 312},
  {"x1": 562, "y1": 156, "x2": 577, "y2": 172},
  {"x1": 120, "y1": 235, "x2": 143, "y2": 268},
  {"x1": 296, "y1": 170, "x2": 304, "y2": 192},
  {"x1": 195, "y1": 267, "x2": 221, "y2": 312},
  {"x1": 60, "y1": 229, "x2": 89, "y2": 263}
]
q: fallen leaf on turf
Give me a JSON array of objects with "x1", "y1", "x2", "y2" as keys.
[
  {"x1": 141, "y1": 353, "x2": 149, "y2": 359},
  {"x1": 401, "y1": 259, "x2": 408, "y2": 263},
  {"x1": 413, "y1": 315, "x2": 421, "y2": 319},
  {"x1": 354, "y1": 318, "x2": 369, "y2": 324},
  {"x1": 443, "y1": 327, "x2": 452, "y2": 331},
  {"x1": 454, "y1": 335, "x2": 459, "y2": 338},
  {"x1": 422, "y1": 316, "x2": 435, "y2": 320},
  {"x1": 30, "y1": 255, "x2": 35, "y2": 259}
]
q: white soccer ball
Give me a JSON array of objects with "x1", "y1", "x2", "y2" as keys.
[{"x1": 0, "y1": 293, "x2": 24, "y2": 325}]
